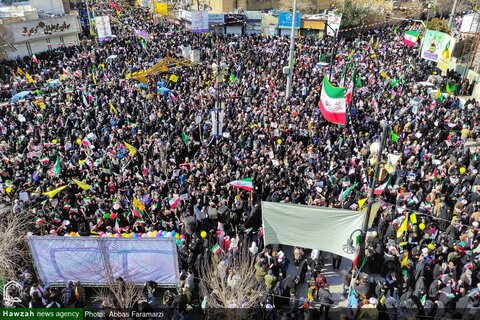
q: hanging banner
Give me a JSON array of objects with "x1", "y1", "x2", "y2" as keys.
[
  {"x1": 437, "y1": 35, "x2": 456, "y2": 73},
  {"x1": 278, "y1": 11, "x2": 301, "y2": 29},
  {"x1": 95, "y1": 16, "x2": 113, "y2": 42},
  {"x1": 191, "y1": 10, "x2": 209, "y2": 33},
  {"x1": 326, "y1": 11, "x2": 342, "y2": 37},
  {"x1": 420, "y1": 29, "x2": 447, "y2": 62}
]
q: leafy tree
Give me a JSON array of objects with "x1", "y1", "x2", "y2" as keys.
[{"x1": 426, "y1": 18, "x2": 450, "y2": 33}]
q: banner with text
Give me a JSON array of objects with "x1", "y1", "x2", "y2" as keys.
[
  {"x1": 191, "y1": 10, "x2": 209, "y2": 32},
  {"x1": 327, "y1": 11, "x2": 342, "y2": 37},
  {"x1": 278, "y1": 11, "x2": 301, "y2": 29}
]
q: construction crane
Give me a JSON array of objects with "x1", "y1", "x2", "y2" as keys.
[{"x1": 131, "y1": 57, "x2": 192, "y2": 84}]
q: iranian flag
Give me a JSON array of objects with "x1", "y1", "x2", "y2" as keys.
[
  {"x1": 32, "y1": 55, "x2": 40, "y2": 65},
  {"x1": 211, "y1": 244, "x2": 222, "y2": 255},
  {"x1": 404, "y1": 30, "x2": 419, "y2": 46},
  {"x1": 228, "y1": 178, "x2": 253, "y2": 192},
  {"x1": 374, "y1": 177, "x2": 391, "y2": 195},
  {"x1": 319, "y1": 76, "x2": 347, "y2": 126},
  {"x1": 168, "y1": 197, "x2": 181, "y2": 209}
]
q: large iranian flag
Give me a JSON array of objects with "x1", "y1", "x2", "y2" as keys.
[
  {"x1": 319, "y1": 76, "x2": 347, "y2": 126},
  {"x1": 404, "y1": 30, "x2": 419, "y2": 46},
  {"x1": 228, "y1": 178, "x2": 253, "y2": 192}
]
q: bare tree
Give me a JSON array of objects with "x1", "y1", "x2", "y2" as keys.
[
  {"x1": 92, "y1": 240, "x2": 144, "y2": 312},
  {"x1": 334, "y1": 0, "x2": 393, "y2": 28},
  {"x1": 199, "y1": 246, "x2": 265, "y2": 319},
  {"x1": 0, "y1": 206, "x2": 34, "y2": 281},
  {"x1": 433, "y1": 0, "x2": 473, "y2": 17},
  {"x1": 0, "y1": 24, "x2": 14, "y2": 61},
  {"x1": 279, "y1": 0, "x2": 318, "y2": 14}
]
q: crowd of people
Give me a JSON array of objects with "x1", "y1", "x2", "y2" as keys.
[{"x1": 1, "y1": 0, "x2": 480, "y2": 319}]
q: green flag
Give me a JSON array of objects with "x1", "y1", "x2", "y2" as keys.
[
  {"x1": 320, "y1": 53, "x2": 326, "y2": 62},
  {"x1": 393, "y1": 25, "x2": 398, "y2": 34},
  {"x1": 446, "y1": 82, "x2": 457, "y2": 94},
  {"x1": 339, "y1": 182, "x2": 358, "y2": 201},
  {"x1": 390, "y1": 130, "x2": 399, "y2": 143},
  {"x1": 356, "y1": 76, "x2": 363, "y2": 88},
  {"x1": 140, "y1": 38, "x2": 147, "y2": 49},
  {"x1": 389, "y1": 77, "x2": 401, "y2": 87},
  {"x1": 229, "y1": 74, "x2": 235, "y2": 83},
  {"x1": 181, "y1": 131, "x2": 189, "y2": 145},
  {"x1": 92, "y1": 64, "x2": 97, "y2": 73}
]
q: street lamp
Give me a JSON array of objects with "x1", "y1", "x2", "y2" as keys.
[
  {"x1": 342, "y1": 229, "x2": 363, "y2": 254},
  {"x1": 341, "y1": 106, "x2": 410, "y2": 297}
]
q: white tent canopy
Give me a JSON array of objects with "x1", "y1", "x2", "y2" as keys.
[{"x1": 262, "y1": 202, "x2": 365, "y2": 259}]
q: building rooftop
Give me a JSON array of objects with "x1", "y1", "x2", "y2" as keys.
[{"x1": 0, "y1": 3, "x2": 33, "y2": 19}]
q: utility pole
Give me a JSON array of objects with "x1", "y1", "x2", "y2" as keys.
[
  {"x1": 285, "y1": 0, "x2": 298, "y2": 99},
  {"x1": 449, "y1": 0, "x2": 459, "y2": 30}
]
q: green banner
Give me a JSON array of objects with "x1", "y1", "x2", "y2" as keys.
[
  {"x1": 0, "y1": 309, "x2": 83, "y2": 320},
  {"x1": 420, "y1": 29, "x2": 447, "y2": 63}
]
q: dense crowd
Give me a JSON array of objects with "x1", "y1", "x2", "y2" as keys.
[{"x1": 1, "y1": 0, "x2": 480, "y2": 319}]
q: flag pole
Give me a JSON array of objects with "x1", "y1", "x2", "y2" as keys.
[
  {"x1": 285, "y1": 0, "x2": 298, "y2": 99},
  {"x1": 364, "y1": 122, "x2": 388, "y2": 234},
  {"x1": 345, "y1": 65, "x2": 357, "y2": 132}
]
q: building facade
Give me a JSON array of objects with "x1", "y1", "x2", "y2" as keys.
[
  {"x1": 0, "y1": 0, "x2": 81, "y2": 60},
  {"x1": 206, "y1": 0, "x2": 282, "y2": 13},
  {"x1": 205, "y1": 0, "x2": 333, "y2": 13}
]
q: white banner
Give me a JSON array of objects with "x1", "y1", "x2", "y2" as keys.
[
  {"x1": 210, "y1": 109, "x2": 224, "y2": 136},
  {"x1": 208, "y1": 13, "x2": 225, "y2": 25},
  {"x1": 28, "y1": 236, "x2": 179, "y2": 286},
  {"x1": 262, "y1": 202, "x2": 365, "y2": 259},
  {"x1": 327, "y1": 11, "x2": 342, "y2": 37},
  {"x1": 191, "y1": 10, "x2": 209, "y2": 33},
  {"x1": 95, "y1": 16, "x2": 112, "y2": 41},
  {"x1": 460, "y1": 13, "x2": 479, "y2": 33}
]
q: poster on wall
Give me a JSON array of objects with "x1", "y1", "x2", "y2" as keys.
[
  {"x1": 420, "y1": 29, "x2": 447, "y2": 62},
  {"x1": 437, "y1": 35, "x2": 456, "y2": 73},
  {"x1": 191, "y1": 10, "x2": 209, "y2": 33},
  {"x1": 95, "y1": 16, "x2": 113, "y2": 42},
  {"x1": 326, "y1": 11, "x2": 342, "y2": 37}
]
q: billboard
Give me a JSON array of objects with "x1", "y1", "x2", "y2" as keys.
[
  {"x1": 326, "y1": 11, "x2": 342, "y2": 37},
  {"x1": 278, "y1": 11, "x2": 301, "y2": 29},
  {"x1": 420, "y1": 29, "x2": 447, "y2": 62},
  {"x1": 191, "y1": 10, "x2": 209, "y2": 32},
  {"x1": 437, "y1": 35, "x2": 456, "y2": 73},
  {"x1": 94, "y1": 16, "x2": 113, "y2": 42},
  {"x1": 28, "y1": 236, "x2": 179, "y2": 286},
  {"x1": 208, "y1": 13, "x2": 225, "y2": 25}
]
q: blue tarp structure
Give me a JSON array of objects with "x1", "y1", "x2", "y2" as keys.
[{"x1": 11, "y1": 91, "x2": 32, "y2": 103}]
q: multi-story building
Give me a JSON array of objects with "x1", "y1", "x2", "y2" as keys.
[
  {"x1": 0, "y1": 0, "x2": 81, "y2": 60},
  {"x1": 204, "y1": 0, "x2": 332, "y2": 13}
]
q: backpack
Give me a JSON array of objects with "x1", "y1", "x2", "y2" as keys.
[{"x1": 61, "y1": 288, "x2": 75, "y2": 306}]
